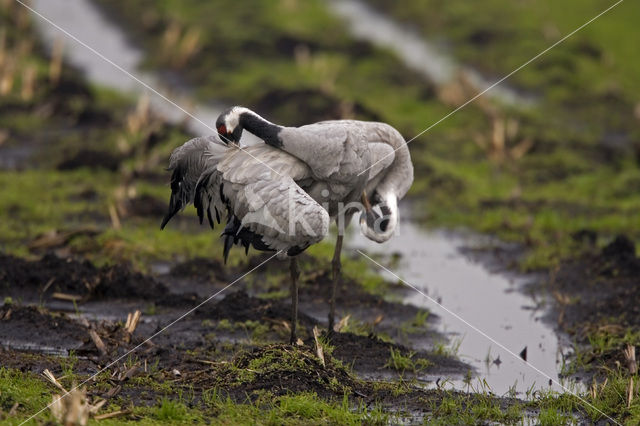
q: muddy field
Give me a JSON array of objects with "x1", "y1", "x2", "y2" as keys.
[{"x1": 0, "y1": 249, "x2": 476, "y2": 417}]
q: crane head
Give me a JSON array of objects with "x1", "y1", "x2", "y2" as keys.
[
  {"x1": 359, "y1": 191, "x2": 398, "y2": 243},
  {"x1": 215, "y1": 108, "x2": 243, "y2": 145}
]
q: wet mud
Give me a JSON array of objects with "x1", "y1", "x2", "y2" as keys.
[
  {"x1": 545, "y1": 235, "x2": 640, "y2": 373},
  {"x1": 0, "y1": 249, "x2": 478, "y2": 415}
]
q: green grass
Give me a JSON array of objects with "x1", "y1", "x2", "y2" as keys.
[
  {"x1": 537, "y1": 407, "x2": 575, "y2": 426},
  {"x1": 0, "y1": 362, "x2": 600, "y2": 425},
  {"x1": 200, "y1": 391, "x2": 389, "y2": 425},
  {"x1": 153, "y1": 398, "x2": 189, "y2": 421},
  {"x1": 306, "y1": 239, "x2": 389, "y2": 296},
  {"x1": 365, "y1": 0, "x2": 640, "y2": 101},
  {"x1": 0, "y1": 169, "x2": 196, "y2": 264},
  {"x1": 425, "y1": 391, "x2": 525, "y2": 425},
  {"x1": 399, "y1": 310, "x2": 431, "y2": 338},
  {"x1": 0, "y1": 368, "x2": 56, "y2": 421},
  {"x1": 384, "y1": 347, "x2": 432, "y2": 374},
  {"x1": 0, "y1": 364, "x2": 385, "y2": 424}
]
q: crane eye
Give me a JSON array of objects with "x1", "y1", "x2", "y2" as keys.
[{"x1": 217, "y1": 124, "x2": 227, "y2": 134}]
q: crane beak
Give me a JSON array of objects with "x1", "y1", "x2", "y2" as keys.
[
  {"x1": 228, "y1": 133, "x2": 242, "y2": 148},
  {"x1": 218, "y1": 132, "x2": 237, "y2": 146},
  {"x1": 361, "y1": 191, "x2": 372, "y2": 212},
  {"x1": 360, "y1": 191, "x2": 379, "y2": 228}
]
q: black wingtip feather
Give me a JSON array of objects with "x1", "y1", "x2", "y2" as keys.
[
  {"x1": 220, "y1": 214, "x2": 278, "y2": 262},
  {"x1": 194, "y1": 176, "x2": 207, "y2": 225},
  {"x1": 161, "y1": 168, "x2": 185, "y2": 230},
  {"x1": 160, "y1": 194, "x2": 182, "y2": 230},
  {"x1": 207, "y1": 207, "x2": 214, "y2": 229},
  {"x1": 223, "y1": 235, "x2": 234, "y2": 264}
]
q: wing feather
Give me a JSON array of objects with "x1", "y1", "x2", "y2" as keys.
[
  {"x1": 192, "y1": 145, "x2": 326, "y2": 260},
  {"x1": 161, "y1": 135, "x2": 229, "y2": 229}
]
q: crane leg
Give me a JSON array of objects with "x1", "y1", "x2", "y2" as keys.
[
  {"x1": 289, "y1": 256, "x2": 300, "y2": 345},
  {"x1": 328, "y1": 235, "x2": 343, "y2": 334}
]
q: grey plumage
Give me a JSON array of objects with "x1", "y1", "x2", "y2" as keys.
[
  {"x1": 162, "y1": 137, "x2": 329, "y2": 260},
  {"x1": 163, "y1": 107, "x2": 414, "y2": 343},
  {"x1": 161, "y1": 135, "x2": 227, "y2": 230}
]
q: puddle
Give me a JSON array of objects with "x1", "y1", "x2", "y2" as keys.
[
  {"x1": 327, "y1": 0, "x2": 537, "y2": 107},
  {"x1": 346, "y1": 217, "x2": 571, "y2": 397},
  {"x1": 1, "y1": 341, "x2": 71, "y2": 357}
]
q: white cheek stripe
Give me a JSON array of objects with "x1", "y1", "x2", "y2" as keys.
[{"x1": 359, "y1": 192, "x2": 398, "y2": 243}]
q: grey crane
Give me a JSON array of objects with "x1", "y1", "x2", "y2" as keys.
[{"x1": 162, "y1": 106, "x2": 413, "y2": 343}]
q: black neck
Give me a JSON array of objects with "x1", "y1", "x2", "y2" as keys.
[{"x1": 239, "y1": 111, "x2": 283, "y2": 147}]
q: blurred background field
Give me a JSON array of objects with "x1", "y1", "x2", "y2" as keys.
[{"x1": 3, "y1": 0, "x2": 639, "y2": 268}]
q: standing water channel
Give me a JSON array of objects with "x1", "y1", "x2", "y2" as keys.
[
  {"x1": 347, "y1": 218, "x2": 569, "y2": 396},
  {"x1": 30, "y1": 0, "x2": 570, "y2": 397}
]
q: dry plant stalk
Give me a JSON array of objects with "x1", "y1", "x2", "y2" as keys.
[
  {"x1": 438, "y1": 72, "x2": 533, "y2": 166},
  {"x1": 21, "y1": 64, "x2": 36, "y2": 101},
  {"x1": 8, "y1": 402, "x2": 18, "y2": 416},
  {"x1": 112, "y1": 183, "x2": 130, "y2": 219},
  {"x1": 89, "y1": 330, "x2": 107, "y2": 357},
  {"x1": 50, "y1": 388, "x2": 89, "y2": 426},
  {"x1": 590, "y1": 377, "x2": 609, "y2": 400},
  {"x1": 123, "y1": 310, "x2": 142, "y2": 342},
  {"x1": 43, "y1": 369, "x2": 67, "y2": 392},
  {"x1": 628, "y1": 377, "x2": 634, "y2": 409},
  {"x1": 552, "y1": 291, "x2": 571, "y2": 306},
  {"x1": 44, "y1": 370, "x2": 91, "y2": 425},
  {"x1": 473, "y1": 116, "x2": 533, "y2": 166},
  {"x1": 339, "y1": 100, "x2": 355, "y2": 119},
  {"x1": 93, "y1": 409, "x2": 132, "y2": 421},
  {"x1": 15, "y1": 5, "x2": 29, "y2": 30},
  {"x1": 18, "y1": 38, "x2": 33, "y2": 57},
  {"x1": 490, "y1": 117, "x2": 506, "y2": 163},
  {"x1": 596, "y1": 324, "x2": 624, "y2": 335},
  {"x1": 49, "y1": 37, "x2": 64, "y2": 86},
  {"x1": 52, "y1": 292, "x2": 82, "y2": 303},
  {"x1": 0, "y1": 59, "x2": 14, "y2": 96},
  {"x1": 437, "y1": 72, "x2": 495, "y2": 114},
  {"x1": 312, "y1": 326, "x2": 325, "y2": 367},
  {"x1": 624, "y1": 344, "x2": 637, "y2": 375},
  {"x1": 89, "y1": 399, "x2": 106, "y2": 415},
  {"x1": 174, "y1": 27, "x2": 201, "y2": 68},
  {"x1": 108, "y1": 203, "x2": 121, "y2": 230},
  {"x1": 294, "y1": 44, "x2": 311, "y2": 67},
  {"x1": 0, "y1": 28, "x2": 6, "y2": 69},
  {"x1": 116, "y1": 135, "x2": 131, "y2": 154},
  {"x1": 162, "y1": 21, "x2": 182, "y2": 53},
  {"x1": 334, "y1": 314, "x2": 350, "y2": 332},
  {"x1": 125, "y1": 310, "x2": 142, "y2": 334},
  {"x1": 372, "y1": 314, "x2": 384, "y2": 327},
  {"x1": 510, "y1": 138, "x2": 534, "y2": 160},
  {"x1": 126, "y1": 95, "x2": 150, "y2": 135}
]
